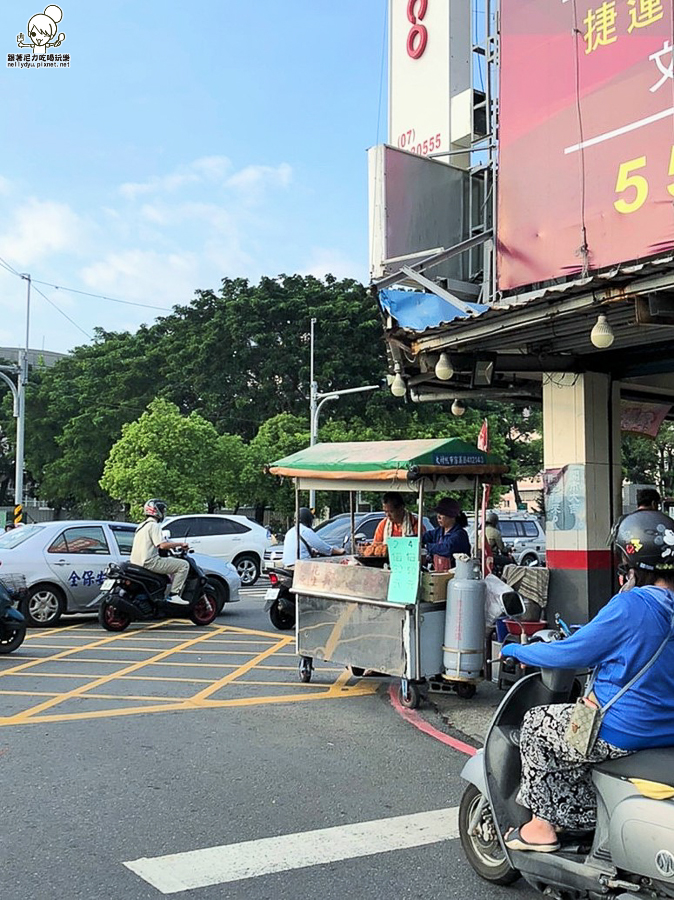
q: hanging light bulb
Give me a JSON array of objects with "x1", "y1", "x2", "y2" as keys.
[
  {"x1": 390, "y1": 367, "x2": 407, "y2": 397},
  {"x1": 434, "y1": 352, "x2": 454, "y2": 381},
  {"x1": 451, "y1": 398, "x2": 466, "y2": 417},
  {"x1": 590, "y1": 313, "x2": 614, "y2": 349}
]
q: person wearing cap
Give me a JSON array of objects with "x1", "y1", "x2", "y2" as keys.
[
  {"x1": 422, "y1": 497, "x2": 471, "y2": 566},
  {"x1": 282, "y1": 507, "x2": 346, "y2": 566}
]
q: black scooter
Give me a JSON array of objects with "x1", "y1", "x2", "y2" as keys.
[
  {"x1": 0, "y1": 581, "x2": 26, "y2": 653},
  {"x1": 265, "y1": 566, "x2": 295, "y2": 631},
  {"x1": 92, "y1": 549, "x2": 218, "y2": 631}
]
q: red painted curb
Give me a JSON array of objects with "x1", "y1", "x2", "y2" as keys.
[{"x1": 388, "y1": 684, "x2": 477, "y2": 757}]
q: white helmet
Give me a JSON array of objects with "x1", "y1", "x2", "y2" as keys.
[{"x1": 143, "y1": 499, "x2": 168, "y2": 522}]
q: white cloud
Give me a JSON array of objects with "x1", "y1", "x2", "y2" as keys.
[
  {"x1": 79, "y1": 249, "x2": 201, "y2": 309},
  {"x1": 225, "y1": 163, "x2": 292, "y2": 192},
  {"x1": 119, "y1": 155, "x2": 233, "y2": 199},
  {"x1": 0, "y1": 199, "x2": 87, "y2": 267},
  {"x1": 300, "y1": 247, "x2": 365, "y2": 282}
]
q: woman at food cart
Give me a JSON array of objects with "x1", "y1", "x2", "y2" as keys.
[{"x1": 422, "y1": 497, "x2": 471, "y2": 566}]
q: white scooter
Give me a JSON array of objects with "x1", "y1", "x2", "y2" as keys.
[{"x1": 460, "y1": 661, "x2": 674, "y2": 898}]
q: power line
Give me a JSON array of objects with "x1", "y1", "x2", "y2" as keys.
[
  {"x1": 30, "y1": 279, "x2": 169, "y2": 311},
  {"x1": 31, "y1": 284, "x2": 92, "y2": 340}
]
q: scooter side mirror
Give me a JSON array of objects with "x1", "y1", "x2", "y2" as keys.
[{"x1": 501, "y1": 590, "x2": 526, "y2": 618}]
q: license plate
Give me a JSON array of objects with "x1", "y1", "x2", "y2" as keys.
[
  {"x1": 264, "y1": 588, "x2": 280, "y2": 601},
  {"x1": 101, "y1": 578, "x2": 116, "y2": 591}
]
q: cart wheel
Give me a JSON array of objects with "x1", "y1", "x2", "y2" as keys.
[
  {"x1": 399, "y1": 681, "x2": 422, "y2": 710},
  {"x1": 299, "y1": 658, "x2": 313, "y2": 683},
  {"x1": 349, "y1": 666, "x2": 365, "y2": 678},
  {"x1": 455, "y1": 682, "x2": 477, "y2": 700}
]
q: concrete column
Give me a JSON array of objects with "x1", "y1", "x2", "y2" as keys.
[{"x1": 542, "y1": 372, "x2": 622, "y2": 623}]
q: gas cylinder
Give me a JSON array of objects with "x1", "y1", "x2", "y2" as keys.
[{"x1": 442, "y1": 558, "x2": 485, "y2": 680}]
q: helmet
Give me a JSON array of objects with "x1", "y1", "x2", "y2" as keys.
[
  {"x1": 143, "y1": 498, "x2": 168, "y2": 522},
  {"x1": 298, "y1": 507, "x2": 314, "y2": 528},
  {"x1": 486, "y1": 511, "x2": 499, "y2": 526},
  {"x1": 615, "y1": 510, "x2": 674, "y2": 571}
]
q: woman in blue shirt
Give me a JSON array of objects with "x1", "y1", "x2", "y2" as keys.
[
  {"x1": 422, "y1": 497, "x2": 471, "y2": 566},
  {"x1": 501, "y1": 510, "x2": 674, "y2": 853}
]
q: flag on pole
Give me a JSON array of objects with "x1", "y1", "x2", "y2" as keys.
[{"x1": 477, "y1": 420, "x2": 492, "y2": 573}]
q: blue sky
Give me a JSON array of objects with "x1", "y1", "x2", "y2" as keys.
[{"x1": 0, "y1": 1, "x2": 388, "y2": 353}]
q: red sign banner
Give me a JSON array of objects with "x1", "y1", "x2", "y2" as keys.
[{"x1": 498, "y1": 0, "x2": 674, "y2": 291}]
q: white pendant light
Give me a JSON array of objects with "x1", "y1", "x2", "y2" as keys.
[
  {"x1": 451, "y1": 398, "x2": 466, "y2": 416},
  {"x1": 434, "y1": 352, "x2": 454, "y2": 381},
  {"x1": 390, "y1": 367, "x2": 407, "y2": 397},
  {"x1": 590, "y1": 313, "x2": 614, "y2": 349}
]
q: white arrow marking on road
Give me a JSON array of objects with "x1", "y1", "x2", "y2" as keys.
[{"x1": 124, "y1": 806, "x2": 460, "y2": 894}]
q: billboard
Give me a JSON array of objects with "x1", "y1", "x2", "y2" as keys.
[
  {"x1": 498, "y1": 0, "x2": 674, "y2": 291},
  {"x1": 368, "y1": 145, "x2": 471, "y2": 281},
  {"x1": 388, "y1": 0, "x2": 471, "y2": 164}
]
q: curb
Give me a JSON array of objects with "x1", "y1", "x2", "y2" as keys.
[{"x1": 388, "y1": 683, "x2": 477, "y2": 756}]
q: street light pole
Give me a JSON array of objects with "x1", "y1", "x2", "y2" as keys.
[
  {"x1": 14, "y1": 274, "x2": 31, "y2": 523},
  {"x1": 307, "y1": 318, "x2": 381, "y2": 510}
]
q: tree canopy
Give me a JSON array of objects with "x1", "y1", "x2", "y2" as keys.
[{"x1": 6, "y1": 272, "x2": 551, "y2": 518}]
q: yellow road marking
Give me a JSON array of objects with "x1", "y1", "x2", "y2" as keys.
[
  {"x1": 0, "y1": 621, "x2": 377, "y2": 726},
  {"x1": 0, "y1": 683, "x2": 379, "y2": 726},
  {"x1": 191, "y1": 635, "x2": 293, "y2": 702},
  {"x1": 4, "y1": 625, "x2": 230, "y2": 724}
]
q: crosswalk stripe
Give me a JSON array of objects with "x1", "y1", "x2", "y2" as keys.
[{"x1": 124, "y1": 806, "x2": 460, "y2": 894}]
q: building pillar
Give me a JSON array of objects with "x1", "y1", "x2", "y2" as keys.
[{"x1": 542, "y1": 372, "x2": 622, "y2": 623}]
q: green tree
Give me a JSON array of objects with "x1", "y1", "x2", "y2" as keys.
[
  {"x1": 240, "y1": 413, "x2": 310, "y2": 523},
  {"x1": 100, "y1": 398, "x2": 242, "y2": 518}
]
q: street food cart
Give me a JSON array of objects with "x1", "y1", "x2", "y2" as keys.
[{"x1": 267, "y1": 439, "x2": 507, "y2": 708}]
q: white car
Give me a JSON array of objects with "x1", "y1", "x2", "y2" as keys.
[
  {"x1": 163, "y1": 514, "x2": 273, "y2": 585},
  {"x1": 0, "y1": 520, "x2": 242, "y2": 627}
]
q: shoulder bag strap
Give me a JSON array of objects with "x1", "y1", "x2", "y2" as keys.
[{"x1": 595, "y1": 609, "x2": 674, "y2": 717}]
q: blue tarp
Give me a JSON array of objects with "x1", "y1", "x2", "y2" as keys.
[{"x1": 379, "y1": 288, "x2": 488, "y2": 332}]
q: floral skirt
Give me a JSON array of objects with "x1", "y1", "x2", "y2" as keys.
[{"x1": 517, "y1": 704, "x2": 631, "y2": 829}]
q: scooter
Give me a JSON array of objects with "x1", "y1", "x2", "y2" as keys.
[
  {"x1": 92, "y1": 548, "x2": 218, "y2": 631},
  {"x1": 264, "y1": 566, "x2": 295, "y2": 631},
  {"x1": 459, "y1": 664, "x2": 674, "y2": 898},
  {"x1": 0, "y1": 581, "x2": 26, "y2": 653}
]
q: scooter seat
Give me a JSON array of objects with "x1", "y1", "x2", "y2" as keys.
[
  {"x1": 119, "y1": 561, "x2": 170, "y2": 586},
  {"x1": 595, "y1": 747, "x2": 674, "y2": 789}
]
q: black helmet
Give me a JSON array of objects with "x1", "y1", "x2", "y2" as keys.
[
  {"x1": 486, "y1": 511, "x2": 499, "y2": 526},
  {"x1": 615, "y1": 510, "x2": 674, "y2": 571},
  {"x1": 298, "y1": 507, "x2": 313, "y2": 528},
  {"x1": 143, "y1": 499, "x2": 168, "y2": 522}
]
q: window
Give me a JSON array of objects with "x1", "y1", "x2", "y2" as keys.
[
  {"x1": 316, "y1": 517, "x2": 351, "y2": 545},
  {"x1": 197, "y1": 517, "x2": 250, "y2": 536},
  {"x1": 499, "y1": 521, "x2": 519, "y2": 538},
  {"x1": 0, "y1": 524, "x2": 44, "y2": 549},
  {"x1": 522, "y1": 521, "x2": 540, "y2": 538},
  {"x1": 164, "y1": 518, "x2": 196, "y2": 539},
  {"x1": 48, "y1": 526, "x2": 109, "y2": 555},
  {"x1": 111, "y1": 526, "x2": 136, "y2": 555},
  {"x1": 358, "y1": 517, "x2": 381, "y2": 540}
]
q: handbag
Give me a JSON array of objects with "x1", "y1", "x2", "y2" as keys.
[{"x1": 566, "y1": 609, "x2": 674, "y2": 757}]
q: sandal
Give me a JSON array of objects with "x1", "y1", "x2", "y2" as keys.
[{"x1": 504, "y1": 826, "x2": 560, "y2": 853}]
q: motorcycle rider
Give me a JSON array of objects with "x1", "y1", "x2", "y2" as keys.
[
  {"x1": 500, "y1": 510, "x2": 674, "y2": 852},
  {"x1": 130, "y1": 499, "x2": 190, "y2": 605},
  {"x1": 282, "y1": 507, "x2": 345, "y2": 566}
]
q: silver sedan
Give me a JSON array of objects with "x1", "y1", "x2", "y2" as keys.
[{"x1": 0, "y1": 520, "x2": 241, "y2": 627}]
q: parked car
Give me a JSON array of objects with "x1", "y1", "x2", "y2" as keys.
[
  {"x1": 0, "y1": 521, "x2": 242, "y2": 627},
  {"x1": 467, "y1": 512, "x2": 546, "y2": 567},
  {"x1": 163, "y1": 514, "x2": 272, "y2": 586},
  {"x1": 264, "y1": 511, "x2": 434, "y2": 569}
]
